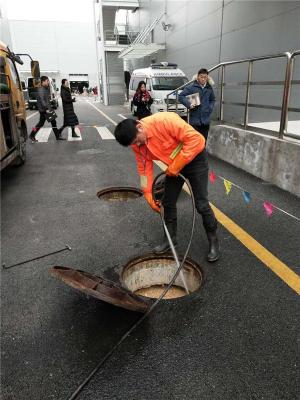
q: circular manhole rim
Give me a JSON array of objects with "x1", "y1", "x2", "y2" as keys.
[
  {"x1": 120, "y1": 253, "x2": 203, "y2": 300},
  {"x1": 97, "y1": 186, "x2": 143, "y2": 201}
]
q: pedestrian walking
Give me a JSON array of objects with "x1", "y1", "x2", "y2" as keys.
[
  {"x1": 178, "y1": 68, "x2": 215, "y2": 142},
  {"x1": 29, "y1": 76, "x2": 64, "y2": 142},
  {"x1": 114, "y1": 112, "x2": 220, "y2": 262},
  {"x1": 133, "y1": 80, "x2": 153, "y2": 120},
  {"x1": 58, "y1": 79, "x2": 80, "y2": 138}
]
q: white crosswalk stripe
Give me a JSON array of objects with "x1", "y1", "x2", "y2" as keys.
[
  {"x1": 30, "y1": 125, "x2": 116, "y2": 142},
  {"x1": 96, "y1": 126, "x2": 115, "y2": 140},
  {"x1": 67, "y1": 127, "x2": 82, "y2": 141},
  {"x1": 35, "y1": 128, "x2": 52, "y2": 142}
]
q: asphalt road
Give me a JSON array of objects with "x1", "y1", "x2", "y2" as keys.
[{"x1": 1, "y1": 97, "x2": 300, "y2": 400}]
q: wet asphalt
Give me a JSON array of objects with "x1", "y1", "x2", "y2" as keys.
[{"x1": 1, "y1": 97, "x2": 300, "y2": 400}]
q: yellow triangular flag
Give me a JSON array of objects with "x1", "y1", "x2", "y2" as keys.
[{"x1": 224, "y1": 179, "x2": 232, "y2": 195}]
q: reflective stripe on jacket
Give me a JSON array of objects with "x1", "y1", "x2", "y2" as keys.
[{"x1": 131, "y1": 112, "x2": 205, "y2": 193}]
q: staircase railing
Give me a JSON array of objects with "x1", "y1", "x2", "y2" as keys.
[{"x1": 166, "y1": 50, "x2": 300, "y2": 138}]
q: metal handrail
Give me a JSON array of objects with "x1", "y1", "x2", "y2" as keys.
[
  {"x1": 166, "y1": 50, "x2": 300, "y2": 138},
  {"x1": 104, "y1": 29, "x2": 139, "y2": 45}
]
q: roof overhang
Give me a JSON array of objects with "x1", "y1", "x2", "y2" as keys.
[
  {"x1": 118, "y1": 43, "x2": 165, "y2": 59},
  {"x1": 102, "y1": 0, "x2": 139, "y2": 9}
]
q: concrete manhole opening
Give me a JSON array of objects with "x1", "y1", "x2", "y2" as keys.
[
  {"x1": 121, "y1": 255, "x2": 202, "y2": 299},
  {"x1": 97, "y1": 187, "x2": 143, "y2": 201}
]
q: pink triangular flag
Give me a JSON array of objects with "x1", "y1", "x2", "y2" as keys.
[
  {"x1": 209, "y1": 170, "x2": 216, "y2": 184},
  {"x1": 263, "y1": 201, "x2": 274, "y2": 217}
]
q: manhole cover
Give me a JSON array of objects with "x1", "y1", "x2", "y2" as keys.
[
  {"x1": 97, "y1": 187, "x2": 143, "y2": 201},
  {"x1": 121, "y1": 254, "x2": 202, "y2": 299}
]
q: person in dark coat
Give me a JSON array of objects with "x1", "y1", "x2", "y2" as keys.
[
  {"x1": 29, "y1": 76, "x2": 64, "y2": 142},
  {"x1": 178, "y1": 68, "x2": 215, "y2": 142},
  {"x1": 133, "y1": 81, "x2": 153, "y2": 120},
  {"x1": 58, "y1": 79, "x2": 80, "y2": 138}
]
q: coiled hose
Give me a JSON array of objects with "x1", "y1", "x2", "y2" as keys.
[{"x1": 67, "y1": 172, "x2": 196, "y2": 400}]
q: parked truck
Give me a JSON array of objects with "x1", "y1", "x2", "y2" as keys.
[{"x1": 0, "y1": 41, "x2": 40, "y2": 170}]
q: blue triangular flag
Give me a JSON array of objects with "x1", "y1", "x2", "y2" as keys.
[{"x1": 242, "y1": 191, "x2": 251, "y2": 204}]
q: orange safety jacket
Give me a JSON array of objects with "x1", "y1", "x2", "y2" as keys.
[{"x1": 131, "y1": 112, "x2": 206, "y2": 194}]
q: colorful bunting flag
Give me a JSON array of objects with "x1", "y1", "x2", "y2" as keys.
[
  {"x1": 224, "y1": 179, "x2": 232, "y2": 195},
  {"x1": 209, "y1": 170, "x2": 216, "y2": 184},
  {"x1": 206, "y1": 171, "x2": 299, "y2": 221},
  {"x1": 242, "y1": 191, "x2": 251, "y2": 204},
  {"x1": 263, "y1": 201, "x2": 274, "y2": 217}
]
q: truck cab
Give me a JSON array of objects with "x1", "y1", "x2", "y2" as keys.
[
  {"x1": 0, "y1": 41, "x2": 39, "y2": 170},
  {"x1": 129, "y1": 62, "x2": 188, "y2": 116}
]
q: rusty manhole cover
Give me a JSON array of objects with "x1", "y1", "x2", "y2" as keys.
[
  {"x1": 51, "y1": 266, "x2": 151, "y2": 312},
  {"x1": 97, "y1": 187, "x2": 143, "y2": 201},
  {"x1": 121, "y1": 254, "x2": 203, "y2": 300}
]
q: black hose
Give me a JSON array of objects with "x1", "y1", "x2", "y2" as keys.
[{"x1": 67, "y1": 172, "x2": 196, "y2": 400}]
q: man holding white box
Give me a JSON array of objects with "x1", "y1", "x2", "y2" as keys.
[{"x1": 179, "y1": 68, "x2": 215, "y2": 142}]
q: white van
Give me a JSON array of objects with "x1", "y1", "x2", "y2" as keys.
[{"x1": 129, "y1": 62, "x2": 188, "y2": 116}]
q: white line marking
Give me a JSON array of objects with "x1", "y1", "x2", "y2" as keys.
[
  {"x1": 35, "y1": 128, "x2": 52, "y2": 142},
  {"x1": 26, "y1": 111, "x2": 39, "y2": 120},
  {"x1": 118, "y1": 114, "x2": 127, "y2": 119},
  {"x1": 96, "y1": 126, "x2": 115, "y2": 140},
  {"x1": 68, "y1": 127, "x2": 82, "y2": 141},
  {"x1": 87, "y1": 102, "x2": 117, "y2": 126}
]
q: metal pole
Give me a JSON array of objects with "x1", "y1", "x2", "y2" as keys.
[
  {"x1": 244, "y1": 61, "x2": 253, "y2": 128},
  {"x1": 92, "y1": 0, "x2": 101, "y2": 102},
  {"x1": 3, "y1": 245, "x2": 72, "y2": 270},
  {"x1": 219, "y1": 65, "x2": 225, "y2": 122},
  {"x1": 279, "y1": 53, "x2": 293, "y2": 138},
  {"x1": 175, "y1": 91, "x2": 178, "y2": 113},
  {"x1": 98, "y1": 0, "x2": 109, "y2": 105}
]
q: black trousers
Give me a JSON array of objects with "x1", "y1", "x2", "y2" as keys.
[
  {"x1": 192, "y1": 124, "x2": 210, "y2": 141},
  {"x1": 162, "y1": 150, "x2": 217, "y2": 232},
  {"x1": 31, "y1": 112, "x2": 59, "y2": 138},
  {"x1": 59, "y1": 125, "x2": 76, "y2": 134}
]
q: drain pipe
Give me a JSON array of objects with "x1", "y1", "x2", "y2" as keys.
[{"x1": 67, "y1": 173, "x2": 196, "y2": 400}]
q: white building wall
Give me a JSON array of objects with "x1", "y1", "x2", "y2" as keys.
[
  {"x1": 9, "y1": 19, "x2": 98, "y2": 88},
  {"x1": 0, "y1": 0, "x2": 13, "y2": 47},
  {"x1": 126, "y1": 0, "x2": 300, "y2": 126}
]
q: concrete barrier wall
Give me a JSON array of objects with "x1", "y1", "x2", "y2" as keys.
[{"x1": 207, "y1": 125, "x2": 300, "y2": 197}]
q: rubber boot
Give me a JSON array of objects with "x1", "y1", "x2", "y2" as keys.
[
  {"x1": 72, "y1": 127, "x2": 80, "y2": 138},
  {"x1": 154, "y1": 219, "x2": 177, "y2": 254},
  {"x1": 206, "y1": 229, "x2": 220, "y2": 262}
]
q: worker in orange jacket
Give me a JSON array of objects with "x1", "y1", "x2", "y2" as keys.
[{"x1": 114, "y1": 112, "x2": 220, "y2": 262}]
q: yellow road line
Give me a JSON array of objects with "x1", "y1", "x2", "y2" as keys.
[
  {"x1": 155, "y1": 161, "x2": 300, "y2": 295},
  {"x1": 92, "y1": 109, "x2": 300, "y2": 296}
]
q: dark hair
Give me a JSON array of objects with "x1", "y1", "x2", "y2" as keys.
[
  {"x1": 61, "y1": 78, "x2": 68, "y2": 86},
  {"x1": 114, "y1": 119, "x2": 138, "y2": 147},
  {"x1": 197, "y1": 68, "x2": 209, "y2": 75},
  {"x1": 41, "y1": 76, "x2": 49, "y2": 83},
  {"x1": 137, "y1": 80, "x2": 146, "y2": 91}
]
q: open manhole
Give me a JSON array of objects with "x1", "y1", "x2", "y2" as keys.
[
  {"x1": 50, "y1": 255, "x2": 202, "y2": 312},
  {"x1": 121, "y1": 254, "x2": 202, "y2": 300},
  {"x1": 97, "y1": 187, "x2": 143, "y2": 201}
]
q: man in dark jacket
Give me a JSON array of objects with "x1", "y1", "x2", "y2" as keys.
[
  {"x1": 29, "y1": 76, "x2": 65, "y2": 142},
  {"x1": 178, "y1": 68, "x2": 215, "y2": 141}
]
